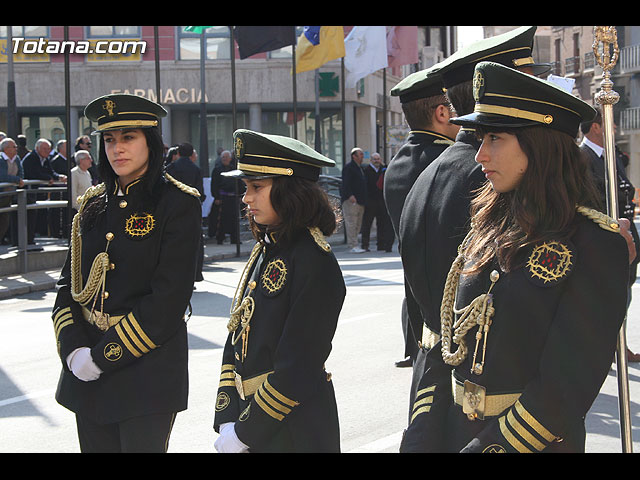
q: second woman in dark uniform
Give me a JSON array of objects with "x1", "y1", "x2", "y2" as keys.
[
  {"x1": 400, "y1": 62, "x2": 632, "y2": 453},
  {"x1": 213, "y1": 129, "x2": 346, "y2": 452}
]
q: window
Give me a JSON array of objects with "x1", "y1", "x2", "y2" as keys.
[
  {"x1": 87, "y1": 26, "x2": 141, "y2": 38},
  {"x1": 178, "y1": 26, "x2": 231, "y2": 60},
  {"x1": 0, "y1": 26, "x2": 48, "y2": 38}
]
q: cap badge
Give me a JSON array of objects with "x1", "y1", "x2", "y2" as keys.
[
  {"x1": 103, "y1": 99, "x2": 116, "y2": 117},
  {"x1": 473, "y1": 70, "x2": 485, "y2": 101},
  {"x1": 235, "y1": 136, "x2": 245, "y2": 160}
]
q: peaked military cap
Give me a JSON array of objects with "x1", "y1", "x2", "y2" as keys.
[
  {"x1": 223, "y1": 129, "x2": 335, "y2": 181},
  {"x1": 450, "y1": 61, "x2": 597, "y2": 138},
  {"x1": 433, "y1": 26, "x2": 551, "y2": 89},
  {"x1": 391, "y1": 66, "x2": 445, "y2": 104},
  {"x1": 84, "y1": 93, "x2": 167, "y2": 133}
]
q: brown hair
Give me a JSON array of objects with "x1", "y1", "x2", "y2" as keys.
[
  {"x1": 464, "y1": 125, "x2": 601, "y2": 273},
  {"x1": 402, "y1": 94, "x2": 451, "y2": 130},
  {"x1": 247, "y1": 176, "x2": 341, "y2": 246}
]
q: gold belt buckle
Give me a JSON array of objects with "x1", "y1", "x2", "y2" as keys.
[
  {"x1": 462, "y1": 380, "x2": 486, "y2": 421},
  {"x1": 91, "y1": 311, "x2": 110, "y2": 332},
  {"x1": 234, "y1": 372, "x2": 246, "y2": 400}
]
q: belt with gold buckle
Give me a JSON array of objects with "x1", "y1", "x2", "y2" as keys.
[{"x1": 452, "y1": 373, "x2": 521, "y2": 421}]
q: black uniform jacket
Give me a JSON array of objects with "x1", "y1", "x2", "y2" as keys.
[
  {"x1": 400, "y1": 212, "x2": 629, "y2": 452},
  {"x1": 52, "y1": 175, "x2": 202, "y2": 424},
  {"x1": 384, "y1": 130, "x2": 454, "y2": 357},
  {"x1": 167, "y1": 156, "x2": 205, "y2": 201},
  {"x1": 214, "y1": 228, "x2": 346, "y2": 452},
  {"x1": 581, "y1": 143, "x2": 640, "y2": 283},
  {"x1": 399, "y1": 128, "x2": 485, "y2": 336}
]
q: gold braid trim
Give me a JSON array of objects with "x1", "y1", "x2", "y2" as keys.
[
  {"x1": 227, "y1": 242, "x2": 264, "y2": 337},
  {"x1": 70, "y1": 183, "x2": 111, "y2": 306},
  {"x1": 576, "y1": 205, "x2": 620, "y2": 232},
  {"x1": 308, "y1": 226, "x2": 331, "y2": 252},
  {"x1": 164, "y1": 172, "x2": 201, "y2": 198}
]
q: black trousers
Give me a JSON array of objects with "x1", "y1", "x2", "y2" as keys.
[{"x1": 75, "y1": 412, "x2": 177, "y2": 453}]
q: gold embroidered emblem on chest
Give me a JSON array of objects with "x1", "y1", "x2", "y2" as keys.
[
  {"x1": 261, "y1": 259, "x2": 288, "y2": 294},
  {"x1": 124, "y1": 212, "x2": 155, "y2": 237},
  {"x1": 526, "y1": 241, "x2": 573, "y2": 283}
]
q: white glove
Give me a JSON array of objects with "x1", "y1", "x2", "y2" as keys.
[
  {"x1": 214, "y1": 422, "x2": 249, "y2": 453},
  {"x1": 67, "y1": 347, "x2": 102, "y2": 382}
]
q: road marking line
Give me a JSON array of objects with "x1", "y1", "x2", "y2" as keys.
[
  {"x1": 347, "y1": 430, "x2": 403, "y2": 453},
  {"x1": 0, "y1": 389, "x2": 55, "y2": 408}
]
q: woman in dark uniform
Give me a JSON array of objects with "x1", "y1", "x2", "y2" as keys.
[
  {"x1": 213, "y1": 129, "x2": 346, "y2": 453},
  {"x1": 51, "y1": 94, "x2": 202, "y2": 452},
  {"x1": 400, "y1": 62, "x2": 632, "y2": 453}
]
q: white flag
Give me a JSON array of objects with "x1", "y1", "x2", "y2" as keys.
[{"x1": 344, "y1": 26, "x2": 388, "y2": 89}]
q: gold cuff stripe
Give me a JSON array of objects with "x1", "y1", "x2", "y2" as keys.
[
  {"x1": 475, "y1": 104, "x2": 554, "y2": 125},
  {"x1": 126, "y1": 313, "x2": 157, "y2": 349},
  {"x1": 53, "y1": 308, "x2": 74, "y2": 338},
  {"x1": 498, "y1": 415, "x2": 533, "y2": 453},
  {"x1": 264, "y1": 379, "x2": 299, "y2": 407},
  {"x1": 255, "y1": 388, "x2": 286, "y2": 421},
  {"x1": 410, "y1": 405, "x2": 432, "y2": 423},
  {"x1": 259, "y1": 387, "x2": 293, "y2": 416},
  {"x1": 220, "y1": 372, "x2": 235, "y2": 381},
  {"x1": 238, "y1": 163, "x2": 293, "y2": 176},
  {"x1": 218, "y1": 380, "x2": 236, "y2": 388},
  {"x1": 115, "y1": 323, "x2": 143, "y2": 357},
  {"x1": 415, "y1": 385, "x2": 436, "y2": 398},
  {"x1": 98, "y1": 119, "x2": 158, "y2": 130},
  {"x1": 122, "y1": 317, "x2": 152, "y2": 354},
  {"x1": 221, "y1": 364, "x2": 234, "y2": 373},
  {"x1": 514, "y1": 401, "x2": 556, "y2": 442},
  {"x1": 506, "y1": 409, "x2": 546, "y2": 451}
]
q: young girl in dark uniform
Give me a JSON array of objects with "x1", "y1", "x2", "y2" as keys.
[
  {"x1": 51, "y1": 94, "x2": 202, "y2": 452},
  {"x1": 400, "y1": 62, "x2": 632, "y2": 453},
  {"x1": 213, "y1": 129, "x2": 346, "y2": 452}
]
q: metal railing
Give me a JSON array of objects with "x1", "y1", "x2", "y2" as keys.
[{"x1": 0, "y1": 180, "x2": 69, "y2": 273}]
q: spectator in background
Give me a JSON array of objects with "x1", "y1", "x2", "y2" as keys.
[
  {"x1": 360, "y1": 152, "x2": 394, "y2": 252},
  {"x1": 16, "y1": 135, "x2": 30, "y2": 160},
  {"x1": 22, "y1": 138, "x2": 66, "y2": 247},
  {"x1": 74, "y1": 135, "x2": 99, "y2": 185},
  {"x1": 167, "y1": 142, "x2": 205, "y2": 282},
  {"x1": 341, "y1": 147, "x2": 367, "y2": 253},
  {"x1": 0, "y1": 137, "x2": 24, "y2": 245},
  {"x1": 209, "y1": 150, "x2": 241, "y2": 245},
  {"x1": 50, "y1": 139, "x2": 70, "y2": 238},
  {"x1": 70, "y1": 150, "x2": 94, "y2": 213}
]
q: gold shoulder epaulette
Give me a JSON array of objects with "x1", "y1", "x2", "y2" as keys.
[
  {"x1": 164, "y1": 172, "x2": 201, "y2": 198},
  {"x1": 77, "y1": 183, "x2": 106, "y2": 214},
  {"x1": 576, "y1": 205, "x2": 620, "y2": 233},
  {"x1": 308, "y1": 227, "x2": 331, "y2": 253}
]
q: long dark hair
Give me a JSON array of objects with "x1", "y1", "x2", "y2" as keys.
[
  {"x1": 80, "y1": 127, "x2": 165, "y2": 231},
  {"x1": 465, "y1": 125, "x2": 601, "y2": 273},
  {"x1": 96, "y1": 127, "x2": 166, "y2": 198},
  {"x1": 247, "y1": 176, "x2": 340, "y2": 246}
]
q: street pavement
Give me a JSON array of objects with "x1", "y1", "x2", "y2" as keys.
[{"x1": 1, "y1": 230, "x2": 640, "y2": 453}]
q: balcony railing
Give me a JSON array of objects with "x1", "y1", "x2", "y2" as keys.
[
  {"x1": 620, "y1": 106, "x2": 640, "y2": 132},
  {"x1": 620, "y1": 44, "x2": 640, "y2": 74}
]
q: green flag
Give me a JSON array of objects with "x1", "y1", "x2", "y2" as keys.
[{"x1": 184, "y1": 26, "x2": 213, "y2": 34}]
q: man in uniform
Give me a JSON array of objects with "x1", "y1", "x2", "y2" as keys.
[
  {"x1": 384, "y1": 68, "x2": 458, "y2": 371},
  {"x1": 580, "y1": 109, "x2": 640, "y2": 362},
  {"x1": 399, "y1": 26, "x2": 551, "y2": 412}
]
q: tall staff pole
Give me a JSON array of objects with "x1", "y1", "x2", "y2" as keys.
[{"x1": 593, "y1": 25, "x2": 633, "y2": 453}]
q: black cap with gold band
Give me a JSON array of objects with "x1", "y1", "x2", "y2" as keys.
[
  {"x1": 223, "y1": 129, "x2": 335, "y2": 182},
  {"x1": 450, "y1": 61, "x2": 597, "y2": 138},
  {"x1": 390, "y1": 65, "x2": 444, "y2": 104},
  {"x1": 433, "y1": 26, "x2": 551, "y2": 90},
  {"x1": 84, "y1": 93, "x2": 167, "y2": 133}
]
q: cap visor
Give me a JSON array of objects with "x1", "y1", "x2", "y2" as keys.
[{"x1": 221, "y1": 169, "x2": 278, "y2": 180}]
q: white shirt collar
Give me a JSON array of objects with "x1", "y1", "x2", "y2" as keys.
[
  {"x1": 582, "y1": 136, "x2": 604, "y2": 158},
  {"x1": 0, "y1": 152, "x2": 17, "y2": 162}
]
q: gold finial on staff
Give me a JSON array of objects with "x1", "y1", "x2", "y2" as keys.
[
  {"x1": 593, "y1": 25, "x2": 633, "y2": 454},
  {"x1": 593, "y1": 26, "x2": 620, "y2": 106}
]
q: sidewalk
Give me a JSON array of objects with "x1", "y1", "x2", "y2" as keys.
[{"x1": 0, "y1": 230, "x2": 353, "y2": 300}]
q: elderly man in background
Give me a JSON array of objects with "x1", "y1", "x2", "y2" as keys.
[
  {"x1": 0, "y1": 137, "x2": 25, "y2": 245},
  {"x1": 70, "y1": 150, "x2": 93, "y2": 213}
]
